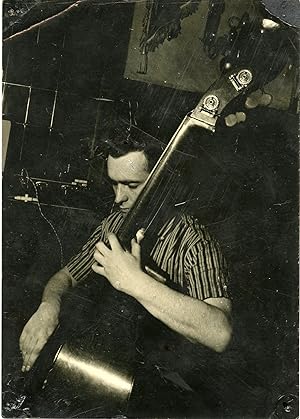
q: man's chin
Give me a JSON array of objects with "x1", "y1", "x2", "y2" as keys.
[{"x1": 120, "y1": 209, "x2": 130, "y2": 215}]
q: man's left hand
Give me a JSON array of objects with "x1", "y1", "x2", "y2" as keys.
[{"x1": 92, "y1": 233, "x2": 143, "y2": 295}]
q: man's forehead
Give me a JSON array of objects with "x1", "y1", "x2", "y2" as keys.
[{"x1": 107, "y1": 151, "x2": 149, "y2": 179}]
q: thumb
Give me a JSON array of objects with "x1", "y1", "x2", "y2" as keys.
[
  {"x1": 135, "y1": 228, "x2": 145, "y2": 244},
  {"x1": 131, "y1": 238, "x2": 141, "y2": 260}
]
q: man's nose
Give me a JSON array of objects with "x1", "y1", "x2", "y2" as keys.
[{"x1": 114, "y1": 184, "x2": 128, "y2": 204}]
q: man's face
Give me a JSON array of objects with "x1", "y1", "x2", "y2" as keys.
[{"x1": 107, "y1": 151, "x2": 150, "y2": 214}]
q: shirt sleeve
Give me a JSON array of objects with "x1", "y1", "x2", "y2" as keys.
[
  {"x1": 66, "y1": 221, "x2": 105, "y2": 283},
  {"x1": 184, "y1": 227, "x2": 230, "y2": 301}
]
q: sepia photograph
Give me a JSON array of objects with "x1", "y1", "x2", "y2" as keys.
[{"x1": 2, "y1": 0, "x2": 299, "y2": 417}]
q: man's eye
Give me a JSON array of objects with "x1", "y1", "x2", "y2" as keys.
[{"x1": 129, "y1": 184, "x2": 139, "y2": 189}]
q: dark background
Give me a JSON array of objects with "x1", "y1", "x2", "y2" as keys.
[{"x1": 2, "y1": 1, "x2": 298, "y2": 418}]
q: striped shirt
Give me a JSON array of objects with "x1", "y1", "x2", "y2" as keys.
[{"x1": 66, "y1": 211, "x2": 229, "y2": 300}]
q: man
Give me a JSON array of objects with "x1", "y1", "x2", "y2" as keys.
[{"x1": 19, "y1": 129, "x2": 232, "y2": 409}]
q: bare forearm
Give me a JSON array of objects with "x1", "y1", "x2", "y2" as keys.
[
  {"x1": 92, "y1": 233, "x2": 232, "y2": 352},
  {"x1": 20, "y1": 268, "x2": 73, "y2": 371},
  {"x1": 42, "y1": 267, "x2": 73, "y2": 309},
  {"x1": 132, "y1": 272, "x2": 232, "y2": 352}
]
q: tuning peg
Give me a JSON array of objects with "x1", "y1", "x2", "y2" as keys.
[
  {"x1": 225, "y1": 87, "x2": 273, "y2": 127},
  {"x1": 225, "y1": 114, "x2": 237, "y2": 127},
  {"x1": 245, "y1": 89, "x2": 272, "y2": 109},
  {"x1": 236, "y1": 112, "x2": 246, "y2": 123},
  {"x1": 225, "y1": 112, "x2": 246, "y2": 127}
]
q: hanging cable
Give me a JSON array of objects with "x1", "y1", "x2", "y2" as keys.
[{"x1": 22, "y1": 169, "x2": 65, "y2": 268}]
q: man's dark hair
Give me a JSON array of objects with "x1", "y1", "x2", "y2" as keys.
[{"x1": 105, "y1": 120, "x2": 164, "y2": 171}]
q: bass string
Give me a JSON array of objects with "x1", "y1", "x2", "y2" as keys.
[{"x1": 143, "y1": 158, "x2": 186, "y2": 234}]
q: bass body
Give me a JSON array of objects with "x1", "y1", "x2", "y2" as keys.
[
  {"x1": 26, "y1": 278, "x2": 144, "y2": 417},
  {"x1": 26, "y1": 277, "x2": 213, "y2": 418}
]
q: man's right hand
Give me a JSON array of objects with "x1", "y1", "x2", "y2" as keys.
[{"x1": 19, "y1": 301, "x2": 60, "y2": 372}]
